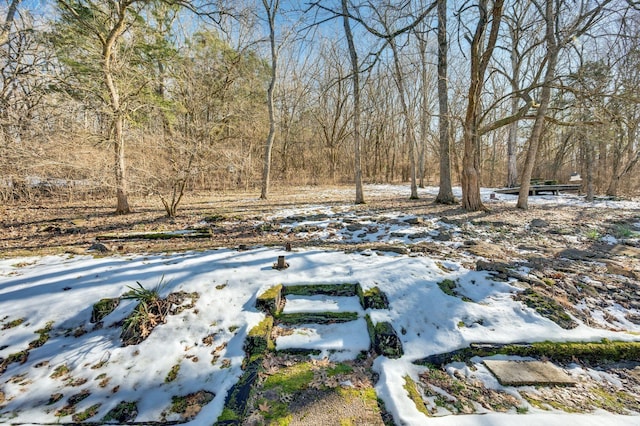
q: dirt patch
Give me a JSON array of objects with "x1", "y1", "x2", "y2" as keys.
[{"x1": 242, "y1": 354, "x2": 387, "y2": 426}]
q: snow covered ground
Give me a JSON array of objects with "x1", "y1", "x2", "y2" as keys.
[{"x1": 1, "y1": 187, "x2": 639, "y2": 425}]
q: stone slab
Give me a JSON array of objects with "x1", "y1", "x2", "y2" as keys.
[{"x1": 483, "y1": 360, "x2": 576, "y2": 386}]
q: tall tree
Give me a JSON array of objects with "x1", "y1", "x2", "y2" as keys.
[
  {"x1": 55, "y1": 0, "x2": 217, "y2": 214},
  {"x1": 460, "y1": 0, "x2": 504, "y2": 211},
  {"x1": 0, "y1": 0, "x2": 20, "y2": 46},
  {"x1": 385, "y1": 27, "x2": 419, "y2": 198},
  {"x1": 56, "y1": 0, "x2": 146, "y2": 213},
  {"x1": 341, "y1": 0, "x2": 364, "y2": 204},
  {"x1": 517, "y1": 0, "x2": 613, "y2": 209},
  {"x1": 503, "y1": 1, "x2": 536, "y2": 187},
  {"x1": 260, "y1": 0, "x2": 279, "y2": 200},
  {"x1": 434, "y1": 0, "x2": 455, "y2": 203},
  {"x1": 606, "y1": 15, "x2": 640, "y2": 196}
]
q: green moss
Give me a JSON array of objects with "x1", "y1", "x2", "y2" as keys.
[
  {"x1": 29, "y1": 321, "x2": 54, "y2": 349},
  {"x1": 47, "y1": 393, "x2": 64, "y2": 405},
  {"x1": 521, "y1": 393, "x2": 549, "y2": 410},
  {"x1": 328, "y1": 363, "x2": 353, "y2": 376},
  {"x1": 365, "y1": 315, "x2": 375, "y2": 342},
  {"x1": 245, "y1": 316, "x2": 274, "y2": 356},
  {"x1": 276, "y1": 311, "x2": 358, "y2": 324},
  {"x1": 338, "y1": 387, "x2": 380, "y2": 416},
  {"x1": 373, "y1": 321, "x2": 403, "y2": 358},
  {"x1": 403, "y1": 376, "x2": 430, "y2": 417},
  {"x1": 515, "y1": 289, "x2": 577, "y2": 329},
  {"x1": 102, "y1": 401, "x2": 138, "y2": 423},
  {"x1": 256, "y1": 284, "x2": 283, "y2": 314},
  {"x1": 591, "y1": 386, "x2": 637, "y2": 413},
  {"x1": 257, "y1": 398, "x2": 292, "y2": 425},
  {"x1": 1, "y1": 317, "x2": 25, "y2": 330},
  {"x1": 71, "y1": 403, "x2": 101, "y2": 422},
  {"x1": 417, "y1": 340, "x2": 640, "y2": 367},
  {"x1": 283, "y1": 283, "x2": 358, "y2": 297},
  {"x1": 165, "y1": 363, "x2": 180, "y2": 383},
  {"x1": 358, "y1": 286, "x2": 389, "y2": 309},
  {"x1": 525, "y1": 340, "x2": 640, "y2": 363},
  {"x1": 438, "y1": 279, "x2": 457, "y2": 297},
  {"x1": 170, "y1": 391, "x2": 214, "y2": 418},
  {"x1": 6, "y1": 350, "x2": 28, "y2": 364},
  {"x1": 51, "y1": 364, "x2": 69, "y2": 379},
  {"x1": 217, "y1": 407, "x2": 240, "y2": 421},
  {"x1": 263, "y1": 362, "x2": 314, "y2": 394},
  {"x1": 91, "y1": 298, "x2": 120, "y2": 323}
]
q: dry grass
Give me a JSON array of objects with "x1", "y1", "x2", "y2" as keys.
[{"x1": 1, "y1": 185, "x2": 637, "y2": 258}]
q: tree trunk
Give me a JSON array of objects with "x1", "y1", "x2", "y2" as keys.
[
  {"x1": 435, "y1": 0, "x2": 455, "y2": 204},
  {"x1": 585, "y1": 138, "x2": 595, "y2": 202},
  {"x1": 0, "y1": 0, "x2": 20, "y2": 46},
  {"x1": 113, "y1": 115, "x2": 130, "y2": 214},
  {"x1": 100, "y1": 3, "x2": 130, "y2": 214},
  {"x1": 506, "y1": 90, "x2": 519, "y2": 187},
  {"x1": 461, "y1": 0, "x2": 504, "y2": 211},
  {"x1": 606, "y1": 123, "x2": 638, "y2": 196},
  {"x1": 260, "y1": 0, "x2": 279, "y2": 200},
  {"x1": 517, "y1": 0, "x2": 558, "y2": 210},
  {"x1": 342, "y1": 0, "x2": 364, "y2": 204},
  {"x1": 389, "y1": 39, "x2": 418, "y2": 199}
]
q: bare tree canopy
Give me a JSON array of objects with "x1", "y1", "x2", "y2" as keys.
[{"x1": 1, "y1": 0, "x2": 639, "y2": 209}]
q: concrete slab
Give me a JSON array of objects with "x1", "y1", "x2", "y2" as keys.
[{"x1": 483, "y1": 360, "x2": 576, "y2": 386}]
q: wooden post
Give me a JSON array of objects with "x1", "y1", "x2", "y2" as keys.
[{"x1": 273, "y1": 255, "x2": 289, "y2": 270}]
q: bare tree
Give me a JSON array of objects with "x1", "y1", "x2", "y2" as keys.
[
  {"x1": 0, "y1": 0, "x2": 20, "y2": 46},
  {"x1": 341, "y1": 0, "x2": 365, "y2": 204},
  {"x1": 56, "y1": 0, "x2": 146, "y2": 213},
  {"x1": 379, "y1": 14, "x2": 420, "y2": 198},
  {"x1": 517, "y1": 0, "x2": 613, "y2": 209},
  {"x1": 55, "y1": 0, "x2": 226, "y2": 214},
  {"x1": 502, "y1": 0, "x2": 539, "y2": 187},
  {"x1": 434, "y1": 0, "x2": 455, "y2": 203},
  {"x1": 460, "y1": 0, "x2": 504, "y2": 211},
  {"x1": 260, "y1": 0, "x2": 279, "y2": 200},
  {"x1": 606, "y1": 15, "x2": 640, "y2": 196}
]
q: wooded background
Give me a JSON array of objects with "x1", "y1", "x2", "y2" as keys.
[{"x1": 1, "y1": 0, "x2": 638, "y2": 214}]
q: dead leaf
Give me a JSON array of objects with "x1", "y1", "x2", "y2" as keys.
[{"x1": 258, "y1": 401, "x2": 270, "y2": 412}]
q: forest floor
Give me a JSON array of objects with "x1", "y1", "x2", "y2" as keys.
[{"x1": 1, "y1": 184, "x2": 640, "y2": 425}]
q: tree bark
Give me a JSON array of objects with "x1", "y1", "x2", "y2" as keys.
[
  {"x1": 0, "y1": 0, "x2": 20, "y2": 46},
  {"x1": 506, "y1": 47, "x2": 519, "y2": 187},
  {"x1": 517, "y1": 0, "x2": 558, "y2": 210},
  {"x1": 102, "y1": 3, "x2": 131, "y2": 214},
  {"x1": 435, "y1": 0, "x2": 455, "y2": 204},
  {"x1": 461, "y1": 0, "x2": 504, "y2": 211},
  {"x1": 342, "y1": 0, "x2": 364, "y2": 204},
  {"x1": 260, "y1": 0, "x2": 279, "y2": 200},
  {"x1": 389, "y1": 38, "x2": 418, "y2": 199}
]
